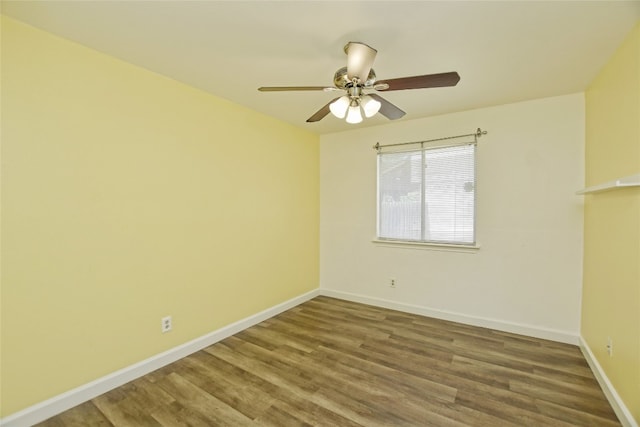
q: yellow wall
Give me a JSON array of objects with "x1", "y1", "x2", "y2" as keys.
[
  {"x1": 0, "y1": 16, "x2": 319, "y2": 416},
  {"x1": 583, "y1": 22, "x2": 640, "y2": 422}
]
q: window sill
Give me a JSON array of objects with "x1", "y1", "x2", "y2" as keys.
[{"x1": 372, "y1": 238, "x2": 480, "y2": 253}]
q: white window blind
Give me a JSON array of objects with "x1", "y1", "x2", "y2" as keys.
[{"x1": 377, "y1": 143, "x2": 476, "y2": 245}]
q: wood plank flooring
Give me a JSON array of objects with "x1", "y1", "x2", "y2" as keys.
[{"x1": 37, "y1": 296, "x2": 620, "y2": 426}]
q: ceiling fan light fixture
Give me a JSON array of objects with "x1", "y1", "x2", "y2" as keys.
[
  {"x1": 346, "y1": 103, "x2": 363, "y2": 124},
  {"x1": 329, "y1": 95, "x2": 350, "y2": 118},
  {"x1": 361, "y1": 95, "x2": 381, "y2": 118},
  {"x1": 345, "y1": 42, "x2": 377, "y2": 82},
  {"x1": 258, "y1": 42, "x2": 457, "y2": 124}
]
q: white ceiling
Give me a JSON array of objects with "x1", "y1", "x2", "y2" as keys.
[{"x1": 3, "y1": 1, "x2": 639, "y2": 134}]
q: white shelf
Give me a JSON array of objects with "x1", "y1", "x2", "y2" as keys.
[{"x1": 576, "y1": 173, "x2": 640, "y2": 194}]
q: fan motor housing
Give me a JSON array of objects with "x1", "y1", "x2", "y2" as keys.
[{"x1": 334, "y1": 67, "x2": 377, "y2": 89}]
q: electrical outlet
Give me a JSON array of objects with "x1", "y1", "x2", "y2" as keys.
[
  {"x1": 390, "y1": 278, "x2": 396, "y2": 288},
  {"x1": 161, "y1": 316, "x2": 172, "y2": 333},
  {"x1": 606, "y1": 337, "x2": 613, "y2": 356}
]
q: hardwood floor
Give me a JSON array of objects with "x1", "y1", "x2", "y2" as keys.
[{"x1": 37, "y1": 296, "x2": 620, "y2": 426}]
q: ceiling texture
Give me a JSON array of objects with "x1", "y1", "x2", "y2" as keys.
[{"x1": 3, "y1": 1, "x2": 639, "y2": 134}]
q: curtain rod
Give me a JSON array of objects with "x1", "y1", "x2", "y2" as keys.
[{"x1": 373, "y1": 128, "x2": 487, "y2": 151}]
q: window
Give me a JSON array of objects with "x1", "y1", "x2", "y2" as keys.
[{"x1": 377, "y1": 143, "x2": 476, "y2": 245}]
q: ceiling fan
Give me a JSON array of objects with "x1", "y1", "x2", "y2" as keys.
[{"x1": 258, "y1": 42, "x2": 460, "y2": 124}]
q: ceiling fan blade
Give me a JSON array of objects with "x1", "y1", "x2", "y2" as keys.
[
  {"x1": 258, "y1": 86, "x2": 333, "y2": 92},
  {"x1": 345, "y1": 42, "x2": 377, "y2": 82},
  {"x1": 306, "y1": 97, "x2": 341, "y2": 122},
  {"x1": 376, "y1": 72, "x2": 460, "y2": 91},
  {"x1": 368, "y1": 93, "x2": 406, "y2": 120}
]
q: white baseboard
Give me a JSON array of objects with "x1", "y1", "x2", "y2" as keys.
[
  {"x1": 0, "y1": 289, "x2": 320, "y2": 427},
  {"x1": 320, "y1": 289, "x2": 579, "y2": 345},
  {"x1": 579, "y1": 336, "x2": 638, "y2": 427}
]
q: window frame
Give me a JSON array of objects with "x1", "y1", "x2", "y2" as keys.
[{"x1": 376, "y1": 141, "x2": 478, "y2": 248}]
